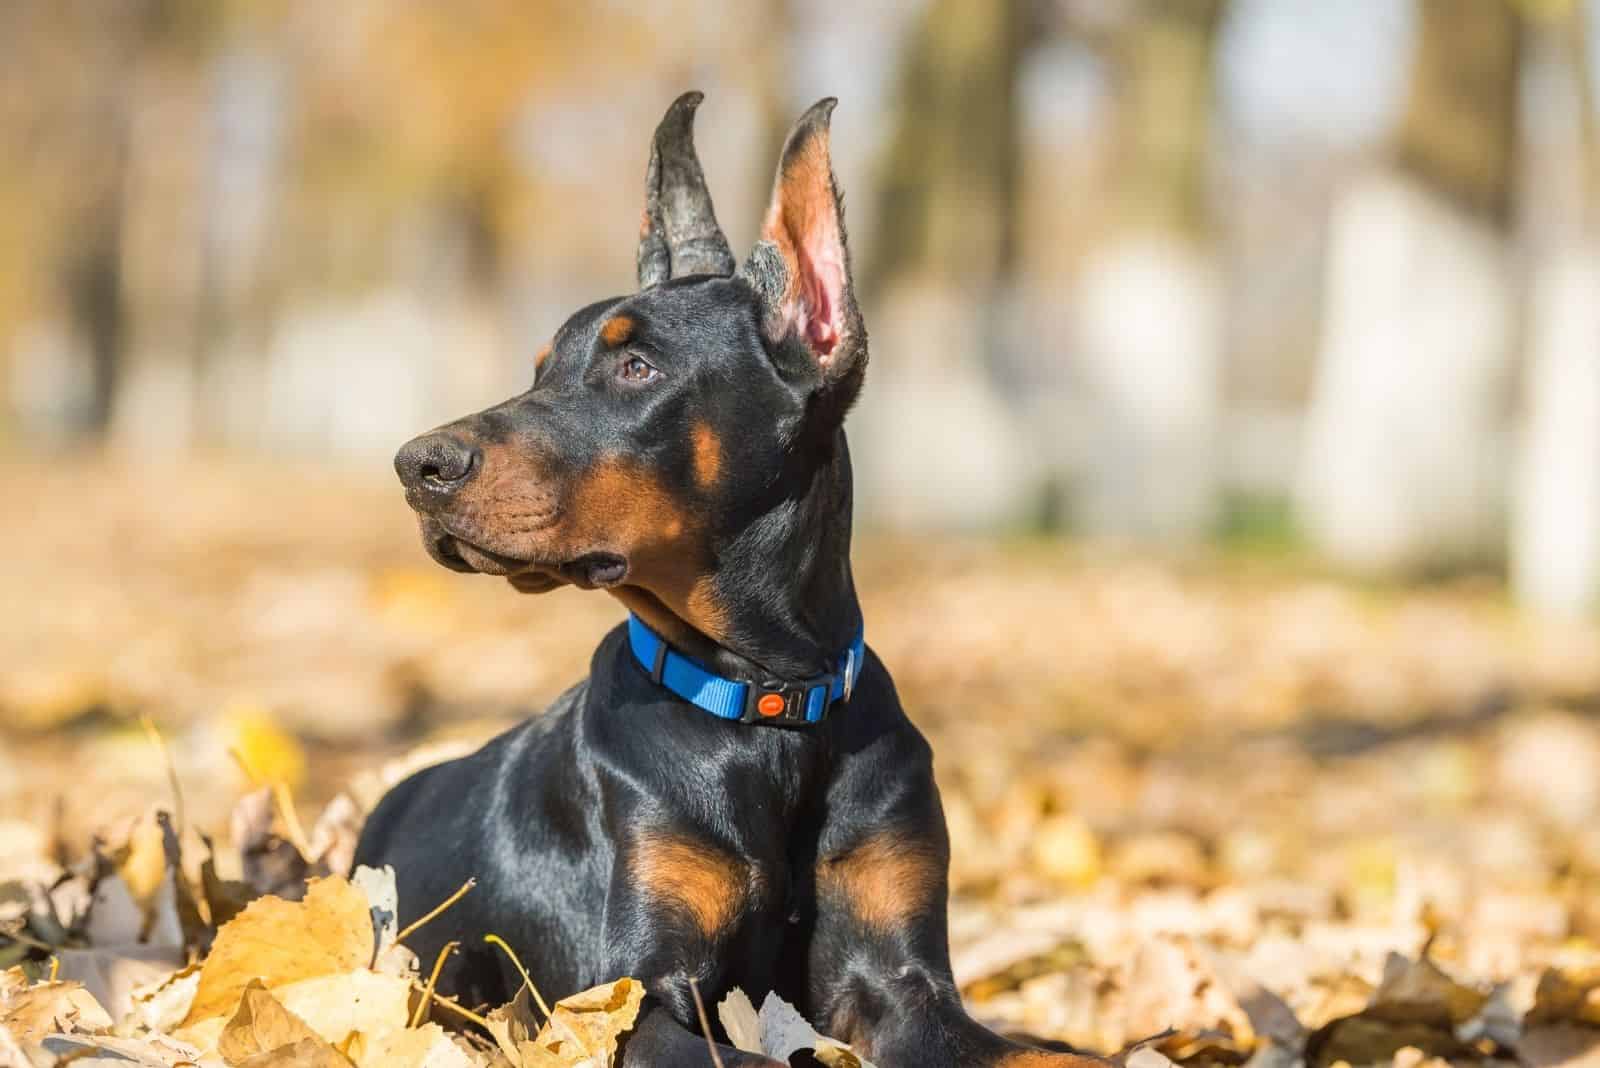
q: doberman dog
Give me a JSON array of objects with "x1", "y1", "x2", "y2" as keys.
[{"x1": 355, "y1": 93, "x2": 1098, "y2": 1068}]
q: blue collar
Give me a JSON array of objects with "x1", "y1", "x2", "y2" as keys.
[{"x1": 626, "y1": 613, "x2": 865, "y2": 726}]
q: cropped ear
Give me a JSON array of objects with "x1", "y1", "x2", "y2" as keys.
[
  {"x1": 739, "y1": 99, "x2": 866, "y2": 402},
  {"x1": 637, "y1": 92, "x2": 736, "y2": 288}
]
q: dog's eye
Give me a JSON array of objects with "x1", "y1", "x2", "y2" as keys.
[{"x1": 619, "y1": 354, "x2": 661, "y2": 384}]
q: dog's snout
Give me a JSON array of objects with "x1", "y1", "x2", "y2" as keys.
[{"x1": 395, "y1": 434, "x2": 481, "y2": 498}]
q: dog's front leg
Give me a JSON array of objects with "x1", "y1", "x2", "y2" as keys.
[
  {"x1": 605, "y1": 829, "x2": 782, "y2": 1068},
  {"x1": 620, "y1": 1001, "x2": 785, "y2": 1068},
  {"x1": 808, "y1": 748, "x2": 1108, "y2": 1068}
]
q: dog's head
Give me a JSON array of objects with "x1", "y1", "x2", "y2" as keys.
[{"x1": 394, "y1": 93, "x2": 865, "y2": 642}]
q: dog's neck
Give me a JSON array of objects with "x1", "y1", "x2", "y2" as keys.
[{"x1": 616, "y1": 435, "x2": 862, "y2": 683}]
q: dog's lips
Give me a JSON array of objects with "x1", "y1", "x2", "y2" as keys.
[
  {"x1": 418, "y1": 517, "x2": 628, "y2": 590},
  {"x1": 448, "y1": 537, "x2": 530, "y2": 577}
]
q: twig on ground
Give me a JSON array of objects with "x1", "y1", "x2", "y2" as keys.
[
  {"x1": 688, "y1": 977, "x2": 726, "y2": 1068},
  {"x1": 139, "y1": 715, "x2": 186, "y2": 832},
  {"x1": 483, "y1": 933, "x2": 553, "y2": 1020},
  {"x1": 411, "y1": 940, "x2": 458, "y2": 1028},
  {"x1": 408, "y1": 978, "x2": 490, "y2": 1029},
  {"x1": 396, "y1": 877, "x2": 476, "y2": 944}
]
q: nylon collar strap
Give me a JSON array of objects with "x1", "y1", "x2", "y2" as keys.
[{"x1": 626, "y1": 613, "x2": 865, "y2": 726}]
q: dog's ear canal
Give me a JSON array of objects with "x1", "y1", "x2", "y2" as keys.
[
  {"x1": 637, "y1": 92, "x2": 736, "y2": 288},
  {"x1": 739, "y1": 98, "x2": 866, "y2": 403}
]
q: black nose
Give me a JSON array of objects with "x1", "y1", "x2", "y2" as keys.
[{"x1": 395, "y1": 434, "x2": 481, "y2": 497}]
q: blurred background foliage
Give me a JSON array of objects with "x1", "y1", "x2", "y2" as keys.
[{"x1": 2, "y1": 0, "x2": 1598, "y2": 613}]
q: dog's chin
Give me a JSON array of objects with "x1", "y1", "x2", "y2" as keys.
[
  {"x1": 416, "y1": 518, "x2": 629, "y2": 591},
  {"x1": 507, "y1": 571, "x2": 566, "y2": 595}
]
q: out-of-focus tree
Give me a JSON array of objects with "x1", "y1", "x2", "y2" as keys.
[
  {"x1": 1513, "y1": 0, "x2": 1600, "y2": 616},
  {"x1": 0, "y1": 0, "x2": 188, "y2": 439},
  {"x1": 1298, "y1": 0, "x2": 1522, "y2": 573},
  {"x1": 1067, "y1": 0, "x2": 1229, "y2": 541},
  {"x1": 850, "y1": 0, "x2": 1036, "y2": 529}
]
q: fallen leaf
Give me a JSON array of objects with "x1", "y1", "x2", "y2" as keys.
[
  {"x1": 182, "y1": 969, "x2": 412, "y2": 1054},
  {"x1": 40, "y1": 1031, "x2": 209, "y2": 1067},
  {"x1": 53, "y1": 944, "x2": 185, "y2": 1024},
  {"x1": 355, "y1": 1022, "x2": 476, "y2": 1068},
  {"x1": 235, "y1": 1035, "x2": 354, "y2": 1067},
  {"x1": 718, "y1": 987, "x2": 761, "y2": 1054},
  {"x1": 485, "y1": 986, "x2": 541, "y2": 1064},
  {"x1": 1521, "y1": 1023, "x2": 1600, "y2": 1068},
  {"x1": 220, "y1": 980, "x2": 327, "y2": 1063},
  {"x1": 0, "y1": 979, "x2": 114, "y2": 1042},
  {"x1": 537, "y1": 977, "x2": 644, "y2": 1064},
  {"x1": 751, "y1": 991, "x2": 876, "y2": 1068},
  {"x1": 182, "y1": 875, "x2": 375, "y2": 1025},
  {"x1": 131, "y1": 961, "x2": 202, "y2": 1032}
]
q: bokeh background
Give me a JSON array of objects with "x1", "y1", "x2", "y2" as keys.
[{"x1": 6, "y1": 0, "x2": 1600, "y2": 1056}]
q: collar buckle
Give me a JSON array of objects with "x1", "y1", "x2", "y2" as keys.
[{"x1": 741, "y1": 674, "x2": 835, "y2": 726}]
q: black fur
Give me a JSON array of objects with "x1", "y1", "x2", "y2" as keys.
[{"x1": 358, "y1": 95, "x2": 1098, "y2": 1068}]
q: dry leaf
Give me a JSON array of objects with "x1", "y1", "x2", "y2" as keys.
[
  {"x1": 1366, "y1": 953, "x2": 1486, "y2": 1028},
  {"x1": 355, "y1": 1022, "x2": 476, "y2": 1068},
  {"x1": 537, "y1": 977, "x2": 645, "y2": 1064},
  {"x1": 485, "y1": 986, "x2": 541, "y2": 1063},
  {"x1": 1529, "y1": 965, "x2": 1600, "y2": 1027},
  {"x1": 183, "y1": 969, "x2": 412, "y2": 1054},
  {"x1": 745, "y1": 990, "x2": 876, "y2": 1068},
  {"x1": 182, "y1": 875, "x2": 375, "y2": 1025},
  {"x1": 718, "y1": 988, "x2": 762, "y2": 1053},
  {"x1": 220, "y1": 980, "x2": 327, "y2": 1063},
  {"x1": 1521, "y1": 1024, "x2": 1600, "y2": 1068},
  {"x1": 40, "y1": 1031, "x2": 209, "y2": 1067},
  {"x1": 0, "y1": 979, "x2": 114, "y2": 1042},
  {"x1": 234, "y1": 1035, "x2": 354, "y2": 1067},
  {"x1": 131, "y1": 961, "x2": 203, "y2": 1033},
  {"x1": 53, "y1": 944, "x2": 185, "y2": 1024}
]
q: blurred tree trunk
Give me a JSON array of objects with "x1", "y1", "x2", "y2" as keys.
[
  {"x1": 1513, "y1": 1, "x2": 1600, "y2": 616},
  {"x1": 867, "y1": 0, "x2": 1022, "y2": 289},
  {"x1": 851, "y1": 0, "x2": 1036, "y2": 530},
  {"x1": 1298, "y1": 0, "x2": 1522, "y2": 573},
  {"x1": 1068, "y1": 0, "x2": 1228, "y2": 541},
  {"x1": 857, "y1": 0, "x2": 1030, "y2": 530},
  {"x1": 850, "y1": 0, "x2": 1034, "y2": 529}
]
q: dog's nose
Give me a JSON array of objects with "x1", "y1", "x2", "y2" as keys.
[{"x1": 395, "y1": 433, "x2": 481, "y2": 497}]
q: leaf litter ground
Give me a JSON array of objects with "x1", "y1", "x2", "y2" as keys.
[{"x1": 3, "y1": 457, "x2": 1600, "y2": 1067}]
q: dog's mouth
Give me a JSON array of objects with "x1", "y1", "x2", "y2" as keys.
[{"x1": 420, "y1": 519, "x2": 628, "y2": 591}]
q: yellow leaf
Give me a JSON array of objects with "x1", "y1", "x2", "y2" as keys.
[
  {"x1": 356, "y1": 1022, "x2": 477, "y2": 1068},
  {"x1": 182, "y1": 876, "x2": 375, "y2": 1025},
  {"x1": 228, "y1": 702, "x2": 308, "y2": 791},
  {"x1": 220, "y1": 980, "x2": 330, "y2": 1064},
  {"x1": 0, "y1": 979, "x2": 113, "y2": 1042},
  {"x1": 503, "y1": 977, "x2": 645, "y2": 1066},
  {"x1": 1029, "y1": 815, "x2": 1102, "y2": 886},
  {"x1": 267, "y1": 970, "x2": 413, "y2": 1049}
]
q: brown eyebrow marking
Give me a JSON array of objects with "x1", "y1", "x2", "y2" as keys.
[
  {"x1": 599, "y1": 314, "x2": 636, "y2": 347},
  {"x1": 691, "y1": 422, "x2": 722, "y2": 491},
  {"x1": 629, "y1": 833, "x2": 749, "y2": 938},
  {"x1": 534, "y1": 341, "x2": 553, "y2": 369},
  {"x1": 817, "y1": 833, "x2": 944, "y2": 933}
]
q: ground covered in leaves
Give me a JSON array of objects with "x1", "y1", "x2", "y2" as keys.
[{"x1": 4, "y1": 456, "x2": 1600, "y2": 1067}]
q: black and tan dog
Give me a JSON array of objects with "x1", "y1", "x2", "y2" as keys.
[{"x1": 355, "y1": 93, "x2": 1095, "y2": 1068}]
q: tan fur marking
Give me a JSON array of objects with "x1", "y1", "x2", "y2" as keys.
[
  {"x1": 599, "y1": 314, "x2": 636, "y2": 347},
  {"x1": 817, "y1": 834, "x2": 943, "y2": 933},
  {"x1": 534, "y1": 341, "x2": 553, "y2": 369},
  {"x1": 630, "y1": 834, "x2": 745, "y2": 938},
  {"x1": 691, "y1": 422, "x2": 722, "y2": 491}
]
